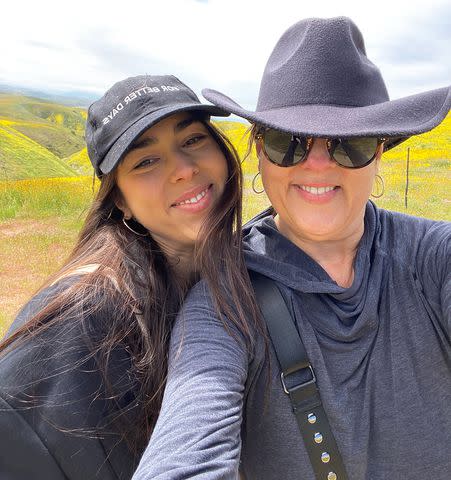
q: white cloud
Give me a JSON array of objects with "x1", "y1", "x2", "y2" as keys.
[{"x1": 1, "y1": 0, "x2": 449, "y2": 106}]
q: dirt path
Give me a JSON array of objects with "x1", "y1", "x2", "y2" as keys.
[{"x1": 0, "y1": 218, "x2": 56, "y2": 236}]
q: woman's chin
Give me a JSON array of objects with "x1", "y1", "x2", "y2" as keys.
[{"x1": 276, "y1": 213, "x2": 337, "y2": 243}]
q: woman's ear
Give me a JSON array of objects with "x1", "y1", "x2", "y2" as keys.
[
  {"x1": 255, "y1": 139, "x2": 264, "y2": 171},
  {"x1": 375, "y1": 155, "x2": 382, "y2": 175},
  {"x1": 115, "y1": 196, "x2": 133, "y2": 220},
  {"x1": 373, "y1": 144, "x2": 384, "y2": 174},
  {"x1": 255, "y1": 140, "x2": 263, "y2": 157}
]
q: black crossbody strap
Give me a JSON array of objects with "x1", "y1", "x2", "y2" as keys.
[{"x1": 249, "y1": 270, "x2": 348, "y2": 480}]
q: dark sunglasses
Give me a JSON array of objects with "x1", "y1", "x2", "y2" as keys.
[{"x1": 256, "y1": 129, "x2": 386, "y2": 169}]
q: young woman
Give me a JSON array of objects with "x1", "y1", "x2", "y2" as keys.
[
  {"x1": 0, "y1": 74, "x2": 259, "y2": 480},
  {"x1": 132, "y1": 18, "x2": 451, "y2": 480}
]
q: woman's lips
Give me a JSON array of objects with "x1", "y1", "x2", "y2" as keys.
[
  {"x1": 172, "y1": 184, "x2": 211, "y2": 206},
  {"x1": 171, "y1": 184, "x2": 213, "y2": 213},
  {"x1": 294, "y1": 184, "x2": 340, "y2": 203},
  {"x1": 299, "y1": 185, "x2": 335, "y2": 195}
]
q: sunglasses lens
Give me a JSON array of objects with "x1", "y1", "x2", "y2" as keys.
[
  {"x1": 263, "y1": 130, "x2": 307, "y2": 167},
  {"x1": 332, "y1": 138, "x2": 380, "y2": 168}
]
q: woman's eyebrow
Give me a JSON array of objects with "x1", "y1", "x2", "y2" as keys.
[
  {"x1": 174, "y1": 117, "x2": 200, "y2": 133},
  {"x1": 130, "y1": 137, "x2": 156, "y2": 151},
  {"x1": 130, "y1": 118, "x2": 201, "y2": 151}
]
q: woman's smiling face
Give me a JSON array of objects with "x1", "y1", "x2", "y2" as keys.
[
  {"x1": 258, "y1": 137, "x2": 380, "y2": 245},
  {"x1": 115, "y1": 112, "x2": 228, "y2": 253}
]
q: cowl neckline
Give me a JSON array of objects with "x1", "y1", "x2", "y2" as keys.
[{"x1": 243, "y1": 202, "x2": 385, "y2": 340}]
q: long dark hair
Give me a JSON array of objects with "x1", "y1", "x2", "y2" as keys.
[{"x1": 0, "y1": 117, "x2": 263, "y2": 457}]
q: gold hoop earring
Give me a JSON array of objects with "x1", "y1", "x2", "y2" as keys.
[
  {"x1": 252, "y1": 171, "x2": 265, "y2": 194},
  {"x1": 122, "y1": 217, "x2": 149, "y2": 237},
  {"x1": 371, "y1": 174, "x2": 385, "y2": 198}
]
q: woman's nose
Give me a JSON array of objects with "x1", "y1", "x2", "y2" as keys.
[
  {"x1": 301, "y1": 138, "x2": 335, "y2": 169},
  {"x1": 169, "y1": 152, "x2": 200, "y2": 182}
]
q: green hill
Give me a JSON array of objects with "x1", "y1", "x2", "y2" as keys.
[
  {"x1": 0, "y1": 95, "x2": 86, "y2": 179},
  {"x1": 65, "y1": 147, "x2": 93, "y2": 175},
  {"x1": 13, "y1": 121, "x2": 85, "y2": 159},
  {"x1": 0, "y1": 94, "x2": 86, "y2": 131},
  {"x1": 0, "y1": 123, "x2": 77, "y2": 179}
]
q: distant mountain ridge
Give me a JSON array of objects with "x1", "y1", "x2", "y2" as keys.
[{"x1": 0, "y1": 83, "x2": 99, "y2": 108}]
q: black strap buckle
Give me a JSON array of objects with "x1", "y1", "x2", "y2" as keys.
[{"x1": 280, "y1": 365, "x2": 316, "y2": 395}]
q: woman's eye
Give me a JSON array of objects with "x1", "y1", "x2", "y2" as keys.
[
  {"x1": 134, "y1": 157, "x2": 159, "y2": 169},
  {"x1": 183, "y1": 134, "x2": 207, "y2": 147}
]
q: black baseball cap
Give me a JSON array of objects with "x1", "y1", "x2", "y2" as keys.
[{"x1": 85, "y1": 75, "x2": 229, "y2": 176}]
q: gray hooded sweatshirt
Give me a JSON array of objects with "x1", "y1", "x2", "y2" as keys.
[{"x1": 133, "y1": 202, "x2": 451, "y2": 479}]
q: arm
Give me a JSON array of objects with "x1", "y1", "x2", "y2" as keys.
[
  {"x1": 416, "y1": 221, "x2": 451, "y2": 336},
  {"x1": 133, "y1": 282, "x2": 250, "y2": 479}
]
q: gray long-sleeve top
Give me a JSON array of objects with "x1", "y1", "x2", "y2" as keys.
[{"x1": 133, "y1": 202, "x2": 451, "y2": 479}]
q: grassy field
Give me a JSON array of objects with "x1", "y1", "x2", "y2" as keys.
[
  {"x1": 0, "y1": 178, "x2": 93, "y2": 335},
  {"x1": 0, "y1": 117, "x2": 449, "y2": 335}
]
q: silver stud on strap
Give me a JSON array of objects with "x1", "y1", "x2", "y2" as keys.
[
  {"x1": 321, "y1": 452, "x2": 331, "y2": 463},
  {"x1": 314, "y1": 432, "x2": 323, "y2": 444},
  {"x1": 327, "y1": 472, "x2": 337, "y2": 480},
  {"x1": 307, "y1": 413, "x2": 317, "y2": 424}
]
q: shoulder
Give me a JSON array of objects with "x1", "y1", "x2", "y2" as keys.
[
  {"x1": 374, "y1": 208, "x2": 450, "y2": 316},
  {"x1": 0, "y1": 272, "x2": 123, "y2": 400},
  {"x1": 180, "y1": 280, "x2": 238, "y2": 336},
  {"x1": 7, "y1": 275, "x2": 81, "y2": 336},
  {"x1": 376, "y1": 206, "x2": 448, "y2": 239},
  {"x1": 183, "y1": 279, "x2": 258, "y2": 337},
  {"x1": 0, "y1": 279, "x2": 96, "y2": 390},
  {"x1": 375, "y1": 207, "x2": 450, "y2": 262},
  {"x1": 6, "y1": 264, "x2": 124, "y2": 341},
  {"x1": 182, "y1": 279, "x2": 218, "y2": 313},
  {"x1": 175, "y1": 280, "x2": 255, "y2": 366}
]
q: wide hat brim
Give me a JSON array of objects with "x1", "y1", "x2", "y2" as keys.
[
  {"x1": 203, "y1": 86, "x2": 451, "y2": 150},
  {"x1": 100, "y1": 103, "x2": 229, "y2": 174}
]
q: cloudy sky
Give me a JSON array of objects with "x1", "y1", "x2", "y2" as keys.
[{"x1": 1, "y1": 0, "x2": 450, "y2": 110}]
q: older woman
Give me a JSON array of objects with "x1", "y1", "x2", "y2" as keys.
[{"x1": 132, "y1": 18, "x2": 451, "y2": 480}]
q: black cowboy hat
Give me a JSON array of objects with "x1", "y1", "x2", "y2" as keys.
[{"x1": 203, "y1": 17, "x2": 450, "y2": 151}]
